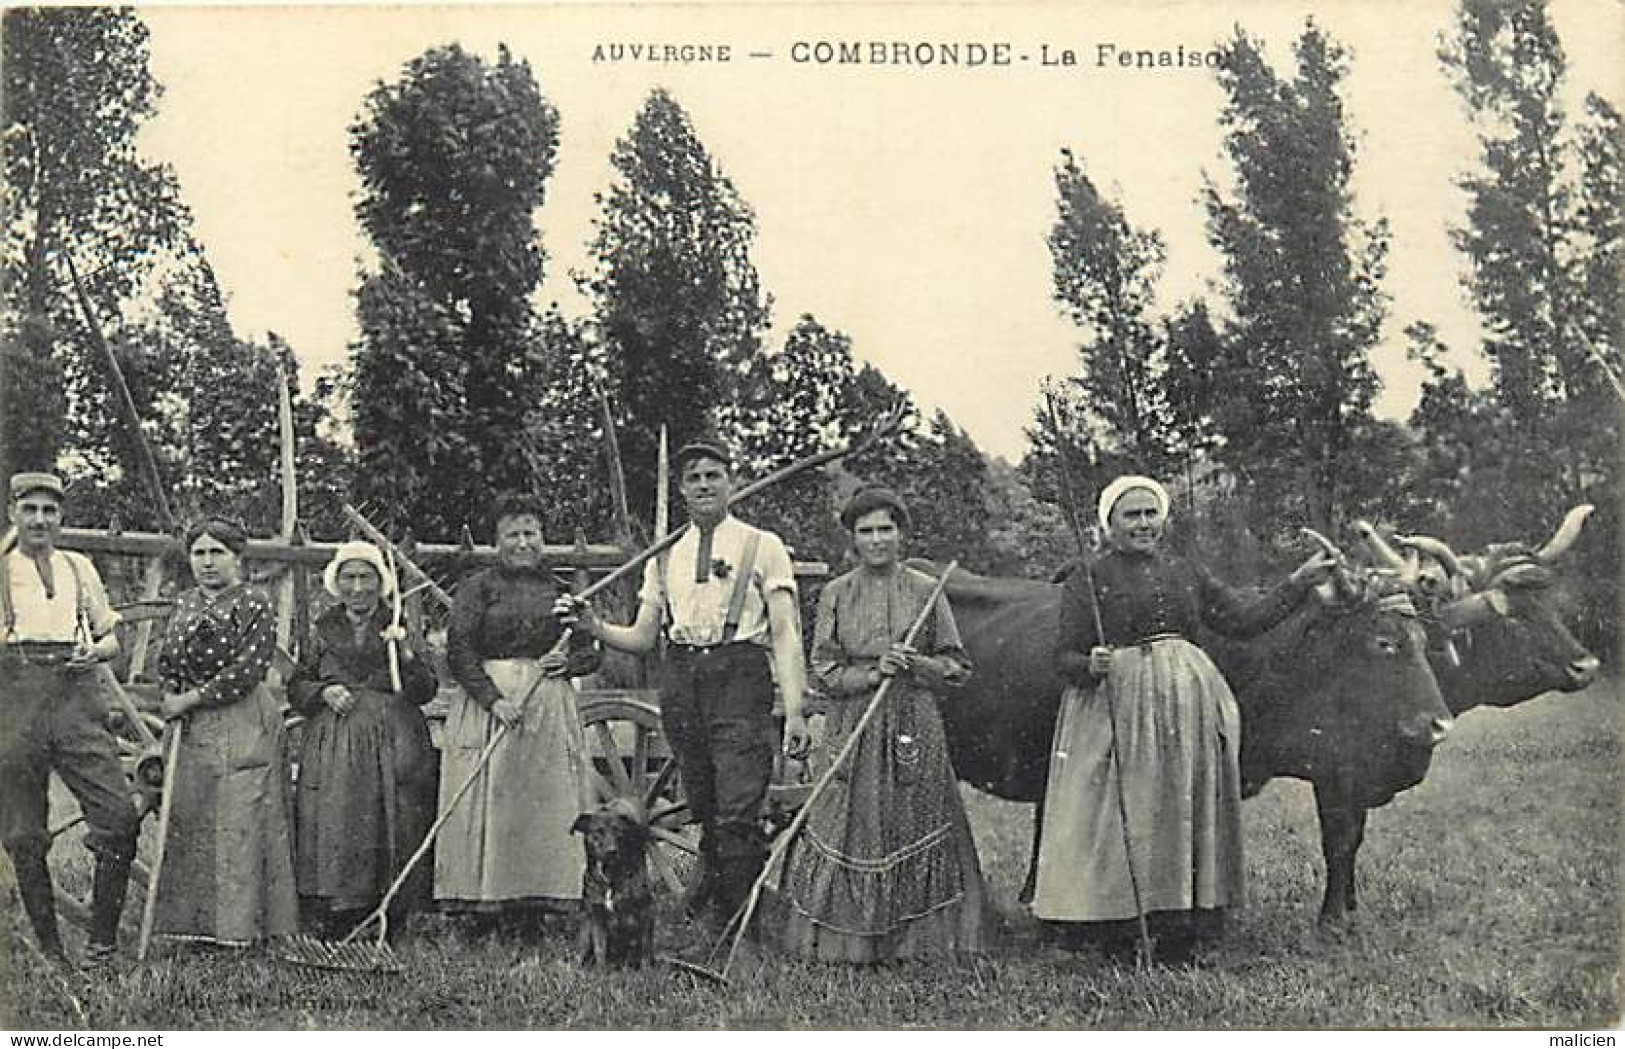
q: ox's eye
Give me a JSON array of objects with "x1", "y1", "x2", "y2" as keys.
[{"x1": 1374, "y1": 637, "x2": 1401, "y2": 656}]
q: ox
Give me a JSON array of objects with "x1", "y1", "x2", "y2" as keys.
[
  {"x1": 919, "y1": 557, "x2": 1452, "y2": 932},
  {"x1": 1359, "y1": 505, "x2": 1602, "y2": 715}
]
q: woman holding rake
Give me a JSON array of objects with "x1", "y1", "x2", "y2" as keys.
[
  {"x1": 776, "y1": 485, "x2": 988, "y2": 963},
  {"x1": 436, "y1": 494, "x2": 601, "y2": 940},
  {"x1": 150, "y1": 517, "x2": 298, "y2": 948}
]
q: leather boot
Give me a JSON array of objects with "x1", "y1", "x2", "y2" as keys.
[
  {"x1": 10, "y1": 843, "x2": 65, "y2": 960},
  {"x1": 88, "y1": 852, "x2": 132, "y2": 955},
  {"x1": 712, "y1": 855, "x2": 764, "y2": 933}
]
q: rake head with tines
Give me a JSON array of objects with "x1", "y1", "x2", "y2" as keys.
[{"x1": 278, "y1": 920, "x2": 403, "y2": 975}]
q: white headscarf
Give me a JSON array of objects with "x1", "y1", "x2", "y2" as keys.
[
  {"x1": 322, "y1": 540, "x2": 397, "y2": 599},
  {"x1": 1096, "y1": 475, "x2": 1172, "y2": 533}
]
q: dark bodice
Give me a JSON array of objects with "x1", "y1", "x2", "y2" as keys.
[
  {"x1": 287, "y1": 604, "x2": 438, "y2": 714},
  {"x1": 1055, "y1": 549, "x2": 1307, "y2": 683},
  {"x1": 447, "y1": 565, "x2": 601, "y2": 708}
]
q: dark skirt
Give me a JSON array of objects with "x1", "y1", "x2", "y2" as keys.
[{"x1": 295, "y1": 688, "x2": 436, "y2": 913}]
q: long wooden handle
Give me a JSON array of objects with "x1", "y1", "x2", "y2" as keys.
[
  {"x1": 342, "y1": 655, "x2": 563, "y2": 943},
  {"x1": 344, "y1": 723, "x2": 507, "y2": 946},
  {"x1": 386, "y1": 546, "x2": 404, "y2": 694},
  {"x1": 571, "y1": 402, "x2": 908, "y2": 605},
  {"x1": 136, "y1": 721, "x2": 183, "y2": 961}
]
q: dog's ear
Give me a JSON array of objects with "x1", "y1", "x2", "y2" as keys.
[{"x1": 571, "y1": 812, "x2": 593, "y2": 836}]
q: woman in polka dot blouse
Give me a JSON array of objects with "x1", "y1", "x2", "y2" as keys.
[{"x1": 149, "y1": 518, "x2": 298, "y2": 948}]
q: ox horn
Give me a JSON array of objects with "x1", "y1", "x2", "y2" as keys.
[
  {"x1": 1354, "y1": 520, "x2": 1418, "y2": 585},
  {"x1": 1300, "y1": 527, "x2": 1341, "y2": 560},
  {"x1": 1394, "y1": 534, "x2": 1463, "y2": 578},
  {"x1": 1302, "y1": 528, "x2": 1360, "y2": 604},
  {"x1": 1535, "y1": 504, "x2": 1595, "y2": 562}
]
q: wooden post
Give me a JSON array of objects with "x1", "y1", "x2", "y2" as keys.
[
  {"x1": 124, "y1": 554, "x2": 166, "y2": 684},
  {"x1": 273, "y1": 362, "x2": 299, "y2": 683},
  {"x1": 63, "y1": 255, "x2": 175, "y2": 531}
]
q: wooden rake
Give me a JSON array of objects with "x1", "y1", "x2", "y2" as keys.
[{"x1": 276, "y1": 650, "x2": 562, "y2": 974}]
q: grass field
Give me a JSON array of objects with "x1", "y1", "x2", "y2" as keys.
[{"x1": 3, "y1": 680, "x2": 1619, "y2": 1030}]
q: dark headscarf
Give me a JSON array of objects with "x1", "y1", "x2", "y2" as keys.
[{"x1": 839, "y1": 485, "x2": 911, "y2": 533}]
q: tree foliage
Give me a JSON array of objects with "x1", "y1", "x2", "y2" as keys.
[
  {"x1": 348, "y1": 43, "x2": 559, "y2": 538},
  {"x1": 581, "y1": 89, "x2": 771, "y2": 526},
  {"x1": 1203, "y1": 22, "x2": 1390, "y2": 533},
  {"x1": 1, "y1": 6, "x2": 192, "y2": 498},
  {"x1": 1427, "y1": 0, "x2": 1621, "y2": 654},
  {"x1": 1048, "y1": 149, "x2": 1170, "y2": 465}
]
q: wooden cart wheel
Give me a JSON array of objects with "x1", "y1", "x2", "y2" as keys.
[{"x1": 577, "y1": 693, "x2": 700, "y2": 897}]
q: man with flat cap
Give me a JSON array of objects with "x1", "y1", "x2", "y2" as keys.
[
  {"x1": 556, "y1": 439, "x2": 812, "y2": 930},
  {"x1": 1, "y1": 472, "x2": 138, "y2": 967}
]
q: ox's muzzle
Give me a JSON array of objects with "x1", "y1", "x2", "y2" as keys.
[
  {"x1": 1565, "y1": 654, "x2": 1601, "y2": 690},
  {"x1": 1399, "y1": 711, "x2": 1454, "y2": 749}
]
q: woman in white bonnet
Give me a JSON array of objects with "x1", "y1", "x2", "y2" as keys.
[
  {"x1": 1031, "y1": 475, "x2": 1334, "y2": 964},
  {"x1": 288, "y1": 540, "x2": 438, "y2": 938}
]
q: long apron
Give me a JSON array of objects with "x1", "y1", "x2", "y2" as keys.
[
  {"x1": 433, "y1": 658, "x2": 591, "y2": 905},
  {"x1": 153, "y1": 683, "x2": 299, "y2": 944},
  {"x1": 1031, "y1": 637, "x2": 1246, "y2": 922}
]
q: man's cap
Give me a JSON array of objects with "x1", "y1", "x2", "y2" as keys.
[
  {"x1": 674, "y1": 439, "x2": 733, "y2": 472},
  {"x1": 9, "y1": 472, "x2": 63, "y2": 501}
]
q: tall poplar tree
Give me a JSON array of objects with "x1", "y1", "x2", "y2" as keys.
[
  {"x1": 349, "y1": 44, "x2": 559, "y2": 537},
  {"x1": 1, "y1": 6, "x2": 192, "y2": 497},
  {"x1": 1047, "y1": 149, "x2": 1170, "y2": 467},
  {"x1": 1204, "y1": 22, "x2": 1390, "y2": 533},
  {"x1": 1432, "y1": 0, "x2": 1620, "y2": 653},
  {"x1": 581, "y1": 89, "x2": 771, "y2": 524}
]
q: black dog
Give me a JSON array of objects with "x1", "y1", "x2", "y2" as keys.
[{"x1": 571, "y1": 798, "x2": 655, "y2": 968}]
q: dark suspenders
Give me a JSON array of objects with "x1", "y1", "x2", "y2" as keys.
[
  {"x1": 0, "y1": 551, "x2": 90, "y2": 644},
  {"x1": 662, "y1": 527, "x2": 764, "y2": 645}
]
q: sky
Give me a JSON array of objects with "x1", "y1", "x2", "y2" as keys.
[{"x1": 132, "y1": 0, "x2": 1624, "y2": 461}]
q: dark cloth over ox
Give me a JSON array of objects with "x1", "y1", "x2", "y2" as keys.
[
  {"x1": 1033, "y1": 550, "x2": 1307, "y2": 928},
  {"x1": 287, "y1": 603, "x2": 437, "y2": 919},
  {"x1": 778, "y1": 565, "x2": 988, "y2": 962},
  {"x1": 152, "y1": 585, "x2": 299, "y2": 945}
]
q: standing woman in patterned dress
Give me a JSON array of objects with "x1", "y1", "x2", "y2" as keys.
[
  {"x1": 151, "y1": 517, "x2": 298, "y2": 947},
  {"x1": 778, "y1": 485, "x2": 988, "y2": 962},
  {"x1": 434, "y1": 494, "x2": 601, "y2": 938}
]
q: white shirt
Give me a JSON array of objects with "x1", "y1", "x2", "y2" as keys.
[
  {"x1": 2, "y1": 549, "x2": 120, "y2": 642},
  {"x1": 638, "y1": 515, "x2": 796, "y2": 647}
]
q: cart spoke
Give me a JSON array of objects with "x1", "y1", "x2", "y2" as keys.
[
  {"x1": 642, "y1": 756, "x2": 679, "y2": 811},
  {"x1": 591, "y1": 721, "x2": 634, "y2": 796},
  {"x1": 649, "y1": 825, "x2": 699, "y2": 856},
  {"x1": 647, "y1": 840, "x2": 686, "y2": 895}
]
